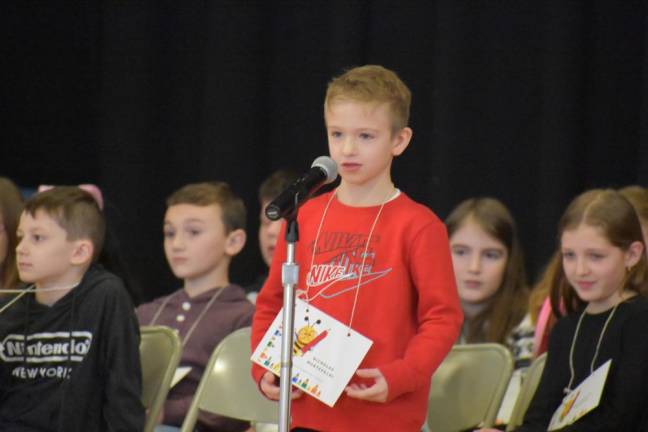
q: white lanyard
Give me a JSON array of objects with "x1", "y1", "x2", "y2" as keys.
[
  {"x1": 564, "y1": 302, "x2": 619, "y2": 394},
  {"x1": 0, "y1": 283, "x2": 79, "y2": 314},
  {"x1": 150, "y1": 286, "x2": 226, "y2": 348},
  {"x1": 303, "y1": 187, "x2": 396, "y2": 333}
]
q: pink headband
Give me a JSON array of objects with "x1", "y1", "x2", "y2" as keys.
[{"x1": 37, "y1": 184, "x2": 104, "y2": 210}]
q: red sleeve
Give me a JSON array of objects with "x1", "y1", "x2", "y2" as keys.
[
  {"x1": 251, "y1": 221, "x2": 287, "y2": 385},
  {"x1": 379, "y1": 221, "x2": 463, "y2": 402}
]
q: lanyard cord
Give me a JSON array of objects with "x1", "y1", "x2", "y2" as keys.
[
  {"x1": 0, "y1": 282, "x2": 80, "y2": 315},
  {"x1": 0, "y1": 283, "x2": 79, "y2": 294},
  {"x1": 150, "y1": 286, "x2": 226, "y2": 348},
  {"x1": 303, "y1": 191, "x2": 343, "y2": 302},
  {"x1": 564, "y1": 302, "x2": 619, "y2": 394},
  {"x1": 304, "y1": 187, "x2": 395, "y2": 334},
  {"x1": 0, "y1": 285, "x2": 35, "y2": 315}
]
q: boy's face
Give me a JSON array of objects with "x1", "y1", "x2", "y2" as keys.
[
  {"x1": 325, "y1": 100, "x2": 411, "y2": 190},
  {"x1": 163, "y1": 203, "x2": 233, "y2": 282},
  {"x1": 259, "y1": 199, "x2": 281, "y2": 267},
  {"x1": 16, "y1": 210, "x2": 83, "y2": 288}
]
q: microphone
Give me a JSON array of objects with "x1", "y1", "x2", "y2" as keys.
[{"x1": 265, "y1": 156, "x2": 338, "y2": 221}]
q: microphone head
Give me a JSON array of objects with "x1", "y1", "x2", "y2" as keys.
[{"x1": 311, "y1": 156, "x2": 338, "y2": 184}]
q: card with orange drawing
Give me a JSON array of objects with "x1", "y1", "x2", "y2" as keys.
[
  {"x1": 251, "y1": 298, "x2": 373, "y2": 407},
  {"x1": 548, "y1": 359, "x2": 611, "y2": 430}
]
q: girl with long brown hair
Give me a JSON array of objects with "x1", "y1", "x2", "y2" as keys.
[
  {"x1": 446, "y1": 197, "x2": 532, "y2": 367},
  {"x1": 482, "y1": 189, "x2": 648, "y2": 431},
  {"x1": 530, "y1": 185, "x2": 648, "y2": 358},
  {"x1": 0, "y1": 177, "x2": 23, "y2": 290}
]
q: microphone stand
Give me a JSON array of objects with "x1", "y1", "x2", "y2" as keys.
[{"x1": 278, "y1": 206, "x2": 299, "y2": 432}]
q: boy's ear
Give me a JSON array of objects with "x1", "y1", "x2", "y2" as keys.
[
  {"x1": 625, "y1": 241, "x2": 644, "y2": 268},
  {"x1": 70, "y1": 239, "x2": 94, "y2": 266},
  {"x1": 224, "y1": 229, "x2": 246, "y2": 257},
  {"x1": 391, "y1": 127, "x2": 413, "y2": 157}
]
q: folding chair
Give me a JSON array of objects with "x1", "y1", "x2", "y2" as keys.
[
  {"x1": 506, "y1": 353, "x2": 547, "y2": 431},
  {"x1": 427, "y1": 343, "x2": 514, "y2": 432},
  {"x1": 180, "y1": 327, "x2": 278, "y2": 432},
  {"x1": 140, "y1": 325, "x2": 182, "y2": 432}
]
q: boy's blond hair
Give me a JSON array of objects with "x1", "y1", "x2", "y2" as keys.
[
  {"x1": 24, "y1": 187, "x2": 105, "y2": 262},
  {"x1": 324, "y1": 65, "x2": 412, "y2": 132},
  {"x1": 166, "y1": 181, "x2": 246, "y2": 233}
]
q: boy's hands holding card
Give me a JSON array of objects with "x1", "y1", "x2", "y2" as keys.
[{"x1": 260, "y1": 371, "x2": 303, "y2": 400}]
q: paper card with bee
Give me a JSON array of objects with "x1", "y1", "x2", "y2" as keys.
[{"x1": 251, "y1": 298, "x2": 373, "y2": 407}]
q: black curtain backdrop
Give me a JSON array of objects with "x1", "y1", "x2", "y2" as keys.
[{"x1": 2, "y1": 1, "x2": 647, "y2": 303}]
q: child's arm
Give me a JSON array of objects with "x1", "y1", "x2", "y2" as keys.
[
  {"x1": 251, "y1": 222, "x2": 287, "y2": 387},
  {"x1": 376, "y1": 221, "x2": 463, "y2": 402},
  {"x1": 101, "y1": 285, "x2": 146, "y2": 431}
]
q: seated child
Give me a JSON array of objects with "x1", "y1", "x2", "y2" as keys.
[
  {"x1": 0, "y1": 186, "x2": 144, "y2": 431},
  {"x1": 446, "y1": 197, "x2": 533, "y2": 368},
  {"x1": 481, "y1": 189, "x2": 648, "y2": 431},
  {"x1": 37, "y1": 183, "x2": 141, "y2": 304},
  {"x1": 137, "y1": 181, "x2": 254, "y2": 432},
  {"x1": 0, "y1": 177, "x2": 24, "y2": 290},
  {"x1": 530, "y1": 185, "x2": 647, "y2": 359},
  {"x1": 245, "y1": 169, "x2": 298, "y2": 303}
]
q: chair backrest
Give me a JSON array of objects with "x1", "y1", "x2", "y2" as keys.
[
  {"x1": 180, "y1": 327, "x2": 278, "y2": 432},
  {"x1": 506, "y1": 352, "x2": 547, "y2": 431},
  {"x1": 140, "y1": 325, "x2": 182, "y2": 432},
  {"x1": 427, "y1": 343, "x2": 514, "y2": 432}
]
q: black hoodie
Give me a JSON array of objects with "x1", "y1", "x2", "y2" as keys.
[{"x1": 0, "y1": 265, "x2": 145, "y2": 431}]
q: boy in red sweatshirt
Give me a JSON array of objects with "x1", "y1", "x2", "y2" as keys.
[{"x1": 251, "y1": 65, "x2": 462, "y2": 432}]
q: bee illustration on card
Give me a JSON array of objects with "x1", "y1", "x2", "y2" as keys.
[{"x1": 294, "y1": 315, "x2": 329, "y2": 357}]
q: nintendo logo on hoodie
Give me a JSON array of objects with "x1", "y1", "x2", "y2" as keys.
[{"x1": 0, "y1": 331, "x2": 93, "y2": 363}]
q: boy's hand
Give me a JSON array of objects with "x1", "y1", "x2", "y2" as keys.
[
  {"x1": 260, "y1": 371, "x2": 303, "y2": 400},
  {"x1": 344, "y1": 368, "x2": 388, "y2": 403}
]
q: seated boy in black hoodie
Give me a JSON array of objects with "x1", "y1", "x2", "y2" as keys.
[{"x1": 0, "y1": 186, "x2": 144, "y2": 431}]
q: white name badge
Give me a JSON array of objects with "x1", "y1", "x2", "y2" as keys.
[
  {"x1": 548, "y1": 359, "x2": 612, "y2": 431},
  {"x1": 496, "y1": 368, "x2": 524, "y2": 425},
  {"x1": 171, "y1": 366, "x2": 192, "y2": 388},
  {"x1": 251, "y1": 298, "x2": 373, "y2": 407}
]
